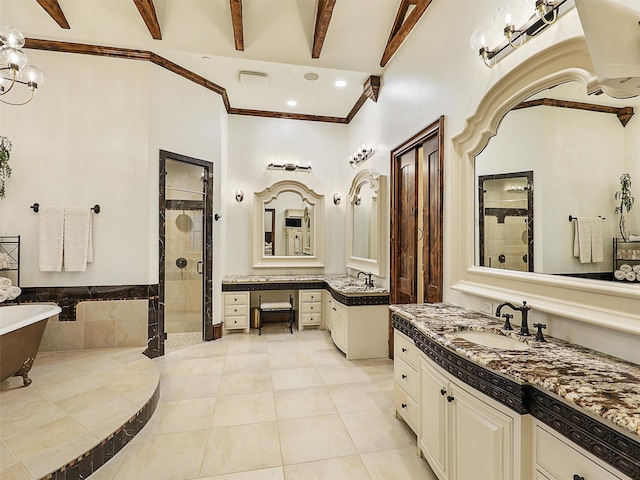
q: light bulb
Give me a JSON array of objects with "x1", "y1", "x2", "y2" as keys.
[
  {"x1": 19, "y1": 65, "x2": 44, "y2": 87},
  {"x1": 470, "y1": 25, "x2": 501, "y2": 52},
  {"x1": 495, "y1": 1, "x2": 531, "y2": 30},
  {"x1": 0, "y1": 25, "x2": 25, "y2": 49},
  {"x1": 0, "y1": 46, "x2": 28, "y2": 68}
]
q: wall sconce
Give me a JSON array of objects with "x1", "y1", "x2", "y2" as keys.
[
  {"x1": 267, "y1": 161, "x2": 312, "y2": 173},
  {"x1": 349, "y1": 144, "x2": 375, "y2": 169},
  {"x1": 470, "y1": 0, "x2": 568, "y2": 68},
  {"x1": 235, "y1": 189, "x2": 244, "y2": 202},
  {"x1": 333, "y1": 193, "x2": 341, "y2": 205}
]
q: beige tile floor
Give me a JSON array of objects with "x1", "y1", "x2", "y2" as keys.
[{"x1": 2, "y1": 325, "x2": 438, "y2": 480}]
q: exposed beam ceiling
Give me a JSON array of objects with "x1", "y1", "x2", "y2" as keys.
[
  {"x1": 132, "y1": 0, "x2": 162, "y2": 40},
  {"x1": 514, "y1": 98, "x2": 635, "y2": 127},
  {"x1": 35, "y1": 0, "x2": 70, "y2": 29},
  {"x1": 229, "y1": 0, "x2": 244, "y2": 51},
  {"x1": 312, "y1": 0, "x2": 337, "y2": 59},
  {"x1": 380, "y1": 0, "x2": 431, "y2": 67}
]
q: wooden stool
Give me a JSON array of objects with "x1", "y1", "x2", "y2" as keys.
[{"x1": 258, "y1": 295, "x2": 294, "y2": 335}]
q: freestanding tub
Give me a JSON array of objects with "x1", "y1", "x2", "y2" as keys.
[{"x1": 0, "y1": 304, "x2": 61, "y2": 386}]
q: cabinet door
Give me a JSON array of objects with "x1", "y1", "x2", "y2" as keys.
[
  {"x1": 324, "y1": 293, "x2": 333, "y2": 332},
  {"x1": 331, "y1": 301, "x2": 347, "y2": 352},
  {"x1": 449, "y1": 383, "x2": 514, "y2": 480},
  {"x1": 420, "y1": 358, "x2": 449, "y2": 480}
]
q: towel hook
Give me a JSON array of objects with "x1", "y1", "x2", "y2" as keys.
[
  {"x1": 30, "y1": 203, "x2": 40, "y2": 213},
  {"x1": 91, "y1": 205, "x2": 101, "y2": 214}
]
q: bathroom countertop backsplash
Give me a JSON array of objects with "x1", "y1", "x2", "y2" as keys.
[
  {"x1": 390, "y1": 303, "x2": 640, "y2": 438},
  {"x1": 222, "y1": 274, "x2": 389, "y2": 296}
]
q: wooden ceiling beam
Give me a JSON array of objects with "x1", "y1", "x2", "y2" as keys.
[
  {"x1": 380, "y1": 0, "x2": 432, "y2": 67},
  {"x1": 229, "y1": 0, "x2": 244, "y2": 51},
  {"x1": 513, "y1": 98, "x2": 635, "y2": 127},
  {"x1": 312, "y1": 0, "x2": 337, "y2": 59},
  {"x1": 35, "y1": 0, "x2": 70, "y2": 29},
  {"x1": 132, "y1": 0, "x2": 162, "y2": 40}
]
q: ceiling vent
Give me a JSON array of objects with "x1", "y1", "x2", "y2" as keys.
[{"x1": 239, "y1": 71, "x2": 269, "y2": 87}]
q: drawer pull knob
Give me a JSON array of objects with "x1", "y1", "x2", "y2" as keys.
[
  {"x1": 401, "y1": 347, "x2": 407, "y2": 353},
  {"x1": 440, "y1": 389, "x2": 446, "y2": 396},
  {"x1": 402, "y1": 374, "x2": 407, "y2": 379},
  {"x1": 446, "y1": 395, "x2": 454, "y2": 403},
  {"x1": 401, "y1": 403, "x2": 407, "y2": 409},
  {"x1": 573, "y1": 476, "x2": 585, "y2": 480}
]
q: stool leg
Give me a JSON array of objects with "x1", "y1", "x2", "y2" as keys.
[{"x1": 259, "y1": 310, "x2": 262, "y2": 336}]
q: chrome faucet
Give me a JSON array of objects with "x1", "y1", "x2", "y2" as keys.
[
  {"x1": 495, "y1": 301, "x2": 531, "y2": 336},
  {"x1": 357, "y1": 271, "x2": 374, "y2": 288}
]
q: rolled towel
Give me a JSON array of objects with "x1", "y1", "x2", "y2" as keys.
[
  {"x1": 0, "y1": 289, "x2": 7, "y2": 303},
  {"x1": 637, "y1": 272, "x2": 640, "y2": 282},
  {"x1": 0, "y1": 253, "x2": 9, "y2": 269},
  {"x1": 0, "y1": 276, "x2": 11, "y2": 288},
  {"x1": 614, "y1": 270, "x2": 626, "y2": 281},
  {"x1": 633, "y1": 265, "x2": 640, "y2": 274},
  {"x1": 620, "y1": 264, "x2": 632, "y2": 273},
  {"x1": 626, "y1": 271, "x2": 636, "y2": 282},
  {"x1": 628, "y1": 234, "x2": 640, "y2": 241},
  {"x1": 5, "y1": 285, "x2": 21, "y2": 300}
]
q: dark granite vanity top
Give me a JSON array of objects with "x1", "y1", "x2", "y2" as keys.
[
  {"x1": 222, "y1": 274, "x2": 389, "y2": 306},
  {"x1": 390, "y1": 303, "x2": 640, "y2": 438}
]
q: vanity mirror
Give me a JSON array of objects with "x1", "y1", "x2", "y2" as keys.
[
  {"x1": 252, "y1": 180, "x2": 324, "y2": 268},
  {"x1": 346, "y1": 170, "x2": 387, "y2": 276},
  {"x1": 475, "y1": 80, "x2": 638, "y2": 280}
]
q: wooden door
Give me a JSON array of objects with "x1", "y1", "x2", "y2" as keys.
[
  {"x1": 422, "y1": 134, "x2": 443, "y2": 303},
  {"x1": 394, "y1": 150, "x2": 418, "y2": 304}
]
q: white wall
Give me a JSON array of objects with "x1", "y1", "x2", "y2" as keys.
[{"x1": 226, "y1": 115, "x2": 348, "y2": 275}]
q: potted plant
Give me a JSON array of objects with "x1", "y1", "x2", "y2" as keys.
[
  {"x1": 614, "y1": 173, "x2": 635, "y2": 241},
  {"x1": 0, "y1": 136, "x2": 11, "y2": 199}
]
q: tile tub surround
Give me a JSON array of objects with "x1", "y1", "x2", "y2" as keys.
[
  {"x1": 0, "y1": 347, "x2": 159, "y2": 480},
  {"x1": 222, "y1": 274, "x2": 389, "y2": 306},
  {"x1": 391, "y1": 303, "x2": 640, "y2": 479}
]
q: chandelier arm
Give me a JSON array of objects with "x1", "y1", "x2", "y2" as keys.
[
  {"x1": 0, "y1": 89, "x2": 34, "y2": 106},
  {"x1": 539, "y1": 8, "x2": 558, "y2": 25},
  {"x1": 0, "y1": 75, "x2": 17, "y2": 96}
]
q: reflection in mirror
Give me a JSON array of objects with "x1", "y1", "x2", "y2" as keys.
[
  {"x1": 346, "y1": 170, "x2": 386, "y2": 276},
  {"x1": 253, "y1": 180, "x2": 325, "y2": 268},
  {"x1": 475, "y1": 81, "x2": 639, "y2": 281}
]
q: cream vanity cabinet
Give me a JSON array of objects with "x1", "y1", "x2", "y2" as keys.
[
  {"x1": 326, "y1": 297, "x2": 388, "y2": 360},
  {"x1": 534, "y1": 422, "x2": 627, "y2": 480},
  {"x1": 394, "y1": 331, "x2": 419, "y2": 433},
  {"x1": 419, "y1": 354, "x2": 524, "y2": 480},
  {"x1": 298, "y1": 289, "x2": 323, "y2": 331},
  {"x1": 223, "y1": 292, "x2": 250, "y2": 333}
]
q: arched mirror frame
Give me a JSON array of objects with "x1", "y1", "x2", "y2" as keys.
[
  {"x1": 451, "y1": 38, "x2": 640, "y2": 334},
  {"x1": 346, "y1": 170, "x2": 387, "y2": 276},
  {"x1": 252, "y1": 180, "x2": 325, "y2": 268}
]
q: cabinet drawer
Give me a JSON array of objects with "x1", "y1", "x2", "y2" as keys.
[
  {"x1": 300, "y1": 313, "x2": 322, "y2": 326},
  {"x1": 300, "y1": 291, "x2": 322, "y2": 303},
  {"x1": 395, "y1": 384, "x2": 418, "y2": 433},
  {"x1": 300, "y1": 301, "x2": 322, "y2": 314},
  {"x1": 224, "y1": 293, "x2": 248, "y2": 306},
  {"x1": 394, "y1": 356, "x2": 419, "y2": 399},
  {"x1": 224, "y1": 304, "x2": 247, "y2": 317},
  {"x1": 395, "y1": 331, "x2": 418, "y2": 368},
  {"x1": 225, "y1": 315, "x2": 248, "y2": 328},
  {"x1": 536, "y1": 425, "x2": 622, "y2": 480}
]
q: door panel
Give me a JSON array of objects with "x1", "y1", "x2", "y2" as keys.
[
  {"x1": 423, "y1": 135, "x2": 443, "y2": 303},
  {"x1": 397, "y1": 151, "x2": 417, "y2": 304}
]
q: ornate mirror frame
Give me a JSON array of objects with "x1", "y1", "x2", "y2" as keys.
[
  {"x1": 451, "y1": 38, "x2": 640, "y2": 333},
  {"x1": 346, "y1": 170, "x2": 387, "y2": 276},
  {"x1": 252, "y1": 180, "x2": 325, "y2": 268}
]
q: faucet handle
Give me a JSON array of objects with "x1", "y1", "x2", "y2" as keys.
[
  {"x1": 533, "y1": 323, "x2": 547, "y2": 342},
  {"x1": 501, "y1": 313, "x2": 514, "y2": 331}
]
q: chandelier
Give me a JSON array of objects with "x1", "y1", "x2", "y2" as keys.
[{"x1": 0, "y1": 26, "x2": 44, "y2": 105}]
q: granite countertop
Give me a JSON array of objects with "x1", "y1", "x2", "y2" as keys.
[
  {"x1": 390, "y1": 303, "x2": 640, "y2": 439},
  {"x1": 222, "y1": 274, "x2": 389, "y2": 297}
]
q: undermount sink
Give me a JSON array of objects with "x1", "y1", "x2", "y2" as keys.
[{"x1": 453, "y1": 330, "x2": 530, "y2": 351}]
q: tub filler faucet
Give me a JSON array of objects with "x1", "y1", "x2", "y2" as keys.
[{"x1": 495, "y1": 301, "x2": 531, "y2": 336}]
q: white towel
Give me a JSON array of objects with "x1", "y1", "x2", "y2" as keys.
[
  {"x1": 0, "y1": 276, "x2": 11, "y2": 288},
  {"x1": 614, "y1": 270, "x2": 626, "y2": 281},
  {"x1": 0, "y1": 253, "x2": 9, "y2": 269},
  {"x1": 574, "y1": 217, "x2": 592, "y2": 263},
  {"x1": 591, "y1": 217, "x2": 603, "y2": 263},
  {"x1": 5, "y1": 285, "x2": 21, "y2": 300},
  {"x1": 39, "y1": 205, "x2": 65, "y2": 272},
  {"x1": 0, "y1": 289, "x2": 7, "y2": 303},
  {"x1": 63, "y1": 207, "x2": 93, "y2": 272}
]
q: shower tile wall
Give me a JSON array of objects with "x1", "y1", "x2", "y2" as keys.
[{"x1": 165, "y1": 210, "x2": 202, "y2": 334}]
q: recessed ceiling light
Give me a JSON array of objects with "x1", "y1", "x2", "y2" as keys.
[
  {"x1": 335, "y1": 80, "x2": 347, "y2": 87},
  {"x1": 287, "y1": 100, "x2": 297, "y2": 107},
  {"x1": 304, "y1": 72, "x2": 319, "y2": 81}
]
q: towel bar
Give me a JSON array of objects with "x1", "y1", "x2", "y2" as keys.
[
  {"x1": 568, "y1": 215, "x2": 605, "y2": 221},
  {"x1": 30, "y1": 203, "x2": 101, "y2": 214}
]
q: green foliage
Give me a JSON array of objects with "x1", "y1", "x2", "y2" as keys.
[{"x1": 0, "y1": 136, "x2": 11, "y2": 199}]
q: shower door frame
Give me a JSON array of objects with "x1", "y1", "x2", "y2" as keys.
[{"x1": 158, "y1": 150, "x2": 214, "y2": 356}]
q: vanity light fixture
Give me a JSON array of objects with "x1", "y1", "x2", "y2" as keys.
[
  {"x1": 235, "y1": 189, "x2": 244, "y2": 202},
  {"x1": 349, "y1": 144, "x2": 375, "y2": 169},
  {"x1": 267, "y1": 161, "x2": 312, "y2": 173},
  {"x1": 333, "y1": 193, "x2": 341, "y2": 205},
  {"x1": 0, "y1": 25, "x2": 45, "y2": 105},
  {"x1": 470, "y1": 0, "x2": 570, "y2": 68}
]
